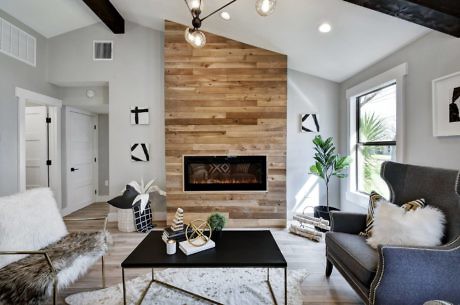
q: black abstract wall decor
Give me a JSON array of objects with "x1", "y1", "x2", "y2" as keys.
[
  {"x1": 131, "y1": 143, "x2": 150, "y2": 162},
  {"x1": 433, "y1": 72, "x2": 460, "y2": 137},
  {"x1": 301, "y1": 114, "x2": 320, "y2": 133},
  {"x1": 449, "y1": 87, "x2": 460, "y2": 123},
  {"x1": 130, "y1": 106, "x2": 149, "y2": 125}
]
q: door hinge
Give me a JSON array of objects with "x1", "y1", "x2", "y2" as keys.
[
  {"x1": 94, "y1": 189, "x2": 97, "y2": 195},
  {"x1": 94, "y1": 125, "x2": 97, "y2": 130},
  {"x1": 94, "y1": 157, "x2": 97, "y2": 162},
  {"x1": 46, "y1": 160, "x2": 52, "y2": 166},
  {"x1": 46, "y1": 117, "x2": 51, "y2": 124}
]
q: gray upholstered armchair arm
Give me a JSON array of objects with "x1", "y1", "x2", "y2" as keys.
[
  {"x1": 370, "y1": 237, "x2": 460, "y2": 305},
  {"x1": 330, "y1": 211, "x2": 367, "y2": 234}
]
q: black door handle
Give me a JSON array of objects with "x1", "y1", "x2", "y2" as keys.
[{"x1": 71, "y1": 167, "x2": 79, "y2": 172}]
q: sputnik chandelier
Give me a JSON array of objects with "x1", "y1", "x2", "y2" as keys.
[{"x1": 184, "y1": 0, "x2": 276, "y2": 48}]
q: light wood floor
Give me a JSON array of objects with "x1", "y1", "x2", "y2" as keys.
[{"x1": 59, "y1": 203, "x2": 363, "y2": 305}]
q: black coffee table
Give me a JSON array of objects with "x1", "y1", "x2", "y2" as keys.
[{"x1": 121, "y1": 230, "x2": 287, "y2": 305}]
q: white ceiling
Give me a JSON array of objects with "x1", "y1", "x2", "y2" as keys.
[
  {"x1": 0, "y1": 0, "x2": 99, "y2": 38},
  {"x1": 0, "y1": 0, "x2": 430, "y2": 82}
]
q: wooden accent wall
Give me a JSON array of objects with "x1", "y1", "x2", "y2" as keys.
[{"x1": 164, "y1": 21, "x2": 287, "y2": 227}]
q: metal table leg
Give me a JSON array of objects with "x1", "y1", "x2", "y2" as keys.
[
  {"x1": 267, "y1": 268, "x2": 278, "y2": 305},
  {"x1": 285, "y1": 267, "x2": 287, "y2": 305},
  {"x1": 122, "y1": 268, "x2": 126, "y2": 305}
]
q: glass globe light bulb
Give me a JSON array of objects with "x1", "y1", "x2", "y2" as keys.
[
  {"x1": 255, "y1": 0, "x2": 276, "y2": 16},
  {"x1": 185, "y1": 28, "x2": 206, "y2": 48},
  {"x1": 191, "y1": 30, "x2": 206, "y2": 48},
  {"x1": 184, "y1": 28, "x2": 194, "y2": 44},
  {"x1": 188, "y1": 0, "x2": 202, "y2": 11}
]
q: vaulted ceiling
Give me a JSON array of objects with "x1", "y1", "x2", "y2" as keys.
[{"x1": 0, "y1": 0, "x2": 431, "y2": 82}]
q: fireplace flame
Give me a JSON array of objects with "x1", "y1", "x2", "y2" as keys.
[{"x1": 191, "y1": 178, "x2": 259, "y2": 184}]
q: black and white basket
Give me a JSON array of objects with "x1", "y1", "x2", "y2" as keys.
[{"x1": 132, "y1": 201, "x2": 156, "y2": 233}]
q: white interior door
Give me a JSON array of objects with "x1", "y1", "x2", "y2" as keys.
[
  {"x1": 66, "y1": 108, "x2": 96, "y2": 212},
  {"x1": 25, "y1": 106, "x2": 48, "y2": 189}
]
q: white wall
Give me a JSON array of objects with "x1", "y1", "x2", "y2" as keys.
[
  {"x1": 48, "y1": 22, "x2": 166, "y2": 219},
  {"x1": 60, "y1": 85, "x2": 109, "y2": 114},
  {"x1": 339, "y1": 31, "x2": 460, "y2": 212},
  {"x1": 0, "y1": 10, "x2": 60, "y2": 196},
  {"x1": 287, "y1": 69, "x2": 340, "y2": 218}
]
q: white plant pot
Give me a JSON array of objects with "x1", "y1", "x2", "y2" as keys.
[{"x1": 117, "y1": 209, "x2": 136, "y2": 232}]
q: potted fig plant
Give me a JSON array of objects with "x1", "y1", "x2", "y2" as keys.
[
  {"x1": 309, "y1": 135, "x2": 350, "y2": 224},
  {"x1": 207, "y1": 213, "x2": 227, "y2": 241}
]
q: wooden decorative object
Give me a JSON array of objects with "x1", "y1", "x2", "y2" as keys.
[
  {"x1": 164, "y1": 21, "x2": 287, "y2": 228},
  {"x1": 170, "y1": 208, "x2": 185, "y2": 232},
  {"x1": 186, "y1": 219, "x2": 212, "y2": 247},
  {"x1": 289, "y1": 223, "x2": 322, "y2": 242},
  {"x1": 293, "y1": 214, "x2": 331, "y2": 231}
]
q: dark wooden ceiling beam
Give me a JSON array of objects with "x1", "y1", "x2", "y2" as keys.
[
  {"x1": 343, "y1": 0, "x2": 460, "y2": 37},
  {"x1": 82, "y1": 0, "x2": 125, "y2": 34}
]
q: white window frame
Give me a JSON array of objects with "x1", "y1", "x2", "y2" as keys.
[{"x1": 345, "y1": 63, "x2": 407, "y2": 207}]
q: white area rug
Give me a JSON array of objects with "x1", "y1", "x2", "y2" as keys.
[{"x1": 66, "y1": 268, "x2": 307, "y2": 305}]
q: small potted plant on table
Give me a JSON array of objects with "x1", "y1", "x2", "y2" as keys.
[
  {"x1": 207, "y1": 213, "x2": 227, "y2": 241},
  {"x1": 309, "y1": 135, "x2": 350, "y2": 226}
]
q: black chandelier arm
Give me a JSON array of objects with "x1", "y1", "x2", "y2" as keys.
[
  {"x1": 183, "y1": 0, "x2": 195, "y2": 18},
  {"x1": 200, "y1": 0, "x2": 238, "y2": 22}
]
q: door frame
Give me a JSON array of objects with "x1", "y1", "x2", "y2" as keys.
[
  {"x1": 16, "y1": 87, "x2": 62, "y2": 206},
  {"x1": 63, "y1": 107, "x2": 99, "y2": 215}
]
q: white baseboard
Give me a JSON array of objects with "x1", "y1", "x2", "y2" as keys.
[
  {"x1": 96, "y1": 195, "x2": 111, "y2": 202},
  {"x1": 61, "y1": 201, "x2": 93, "y2": 216}
]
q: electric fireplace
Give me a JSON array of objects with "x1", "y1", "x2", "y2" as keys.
[{"x1": 183, "y1": 156, "x2": 267, "y2": 192}]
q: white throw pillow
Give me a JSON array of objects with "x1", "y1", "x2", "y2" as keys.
[
  {"x1": 367, "y1": 201, "x2": 445, "y2": 249},
  {"x1": 0, "y1": 188, "x2": 68, "y2": 268}
]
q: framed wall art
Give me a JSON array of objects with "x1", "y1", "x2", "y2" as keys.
[
  {"x1": 130, "y1": 106, "x2": 149, "y2": 125},
  {"x1": 300, "y1": 114, "x2": 320, "y2": 133},
  {"x1": 131, "y1": 143, "x2": 150, "y2": 162},
  {"x1": 433, "y1": 72, "x2": 460, "y2": 137}
]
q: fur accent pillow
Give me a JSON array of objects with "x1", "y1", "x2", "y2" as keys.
[
  {"x1": 0, "y1": 188, "x2": 68, "y2": 268},
  {"x1": 367, "y1": 201, "x2": 445, "y2": 249},
  {"x1": 360, "y1": 191, "x2": 426, "y2": 237}
]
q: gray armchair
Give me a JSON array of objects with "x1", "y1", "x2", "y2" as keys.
[{"x1": 325, "y1": 161, "x2": 460, "y2": 305}]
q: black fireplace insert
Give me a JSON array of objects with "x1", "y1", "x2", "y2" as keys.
[{"x1": 183, "y1": 156, "x2": 267, "y2": 192}]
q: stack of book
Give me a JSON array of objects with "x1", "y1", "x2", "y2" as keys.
[
  {"x1": 161, "y1": 227, "x2": 192, "y2": 243},
  {"x1": 179, "y1": 238, "x2": 215, "y2": 256}
]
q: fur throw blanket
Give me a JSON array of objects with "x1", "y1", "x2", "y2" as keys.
[{"x1": 0, "y1": 231, "x2": 109, "y2": 305}]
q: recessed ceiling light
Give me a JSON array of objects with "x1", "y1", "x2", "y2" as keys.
[
  {"x1": 220, "y1": 11, "x2": 231, "y2": 20},
  {"x1": 318, "y1": 23, "x2": 332, "y2": 33}
]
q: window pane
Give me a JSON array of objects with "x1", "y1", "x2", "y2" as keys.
[
  {"x1": 357, "y1": 145, "x2": 395, "y2": 198},
  {"x1": 358, "y1": 84, "x2": 397, "y2": 142}
]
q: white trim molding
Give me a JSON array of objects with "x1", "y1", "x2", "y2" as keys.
[
  {"x1": 345, "y1": 63, "x2": 408, "y2": 207},
  {"x1": 16, "y1": 87, "x2": 63, "y2": 206}
]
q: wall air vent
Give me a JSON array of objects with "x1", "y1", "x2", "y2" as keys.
[
  {"x1": 0, "y1": 17, "x2": 36, "y2": 67},
  {"x1": 93, "y1": 41, "x2": 113, "y2": 60}
]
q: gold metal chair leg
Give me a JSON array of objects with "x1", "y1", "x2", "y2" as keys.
[{"x1": 53, "y1": 279, "x2": 57, "y2": 305}]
